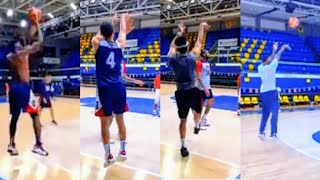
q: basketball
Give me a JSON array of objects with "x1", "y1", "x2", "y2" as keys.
[
  {"x1": 28, "y1": 7, "x2": 42, "y2": 24},
  {"x1": 288, "y1": 17, "x2": 299, "y2": 28}
]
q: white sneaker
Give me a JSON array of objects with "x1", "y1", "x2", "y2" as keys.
[
  {"x1": 200, "y1": 118, "x2": 211, "y2": 126},
  {"x1": 258, "y1": 133, "x2": 266, "y2": 140},
  {"x1": 32, "y1": 144, "x2": 49, "y2": 156},
  {"x1": 104, "y1": 154, "x2": 115, "y2": 167},
  {"x1": 117, "y1": 150, "x2": 127, "y2": 161},
  {"x1": 7, "y1": 144, "x2": 19, "y2": 156}
]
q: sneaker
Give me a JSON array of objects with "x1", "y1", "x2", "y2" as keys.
[
  {"x1": 117, "y1": 150, "x2": 127, "y2": 161},
  {"x1": 7, "y1": 144, "x2": 19, "y2": 156},
  {"x1": 258, "y1": 133, "x2": 266, "y2": 140},
  {"x1": 180, "y1": 147, "x2": 189, "y2": 157},
  {"x1": 194, "y1": 127, "x2": 200, "y2": 134},
  {"x1": 269, "y1": 134, "x2": 278, "y2": 139},
  {"x1": 51, "y1": 120, "x2": 58, "y2": 125},
  {"x1": 200, "y1": 118, "x2": 211, "y2": 126},
  {"x1": 152, "y1": 110, "x2": 157, "y2": 116},
  {"x1": 104, "y1": 154, "x2": 115, "y2": 167},
  {"x1": 237, "y1": 110, "x2": 240, "y2": 116},
  {"x1": 32, "y1": 144, "x2": 49, "y2": 156}
]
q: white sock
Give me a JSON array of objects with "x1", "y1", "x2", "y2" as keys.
[
  {"x1": 104, "y1": 144, "x2": 111, "y2": 157},
  {"x1": 195, "y1": 122, "x2": 200, "y2": 128},
  {"x1": 120, "y1": 140, "x2": 126, "y2": 151},
  {"x1": 202, "y1": 114, "x2": 207, "y2": 120},
  {"x1": 181, "y1": 138, "x2": 186, "y2": 148}
]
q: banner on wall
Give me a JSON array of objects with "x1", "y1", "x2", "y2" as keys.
[
  {"x1": 43, "y1": 57, "x2": 60, "y2": 64},
  {"x1": 126, "y1": 39, "x2": 138, "y2": 47},
  {"x1": 218, "y1": 38, "x2": 238, "y2": 47}
]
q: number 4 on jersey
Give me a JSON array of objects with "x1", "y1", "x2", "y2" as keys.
[{"x1": 106, "y1": 52, "x2": 115, "y2": 68}]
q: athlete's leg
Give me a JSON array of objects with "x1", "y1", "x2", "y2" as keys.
[
  {"x1": 8, "y1": 107, "x2": 21, "y2": 156},
  {"x1": 100, "y1": 116, "x2": 115, "y2": 167},
  {"x1": 31, "y1": 113, "x2": 48, "y2": 156},
  {"x1": 259, "y1": 91, "x2": 271, "y2": 136},
  {"x1": 270, "y1": 90, "x2": 279, "y2": 137}
]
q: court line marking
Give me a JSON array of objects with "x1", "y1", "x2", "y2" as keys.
[
  {"x1": 279, "y1": 139, "x2": 320, "y2": 161},
  {"x1": 162, "y1": 143, "x2": 239, "y2": 168},
  {"x1": 80, "y1": 152, "x2": 161, "y2": 177}
]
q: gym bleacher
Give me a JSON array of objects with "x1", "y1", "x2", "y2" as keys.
[
  {"x1": 240, "y1": 27, "x2": 320, "y2": 108},
  {"x1": 80, "y1": 28, "x2": 161, "y2": 87},
  {"x1": 161, "y1": 28, "x2": 241, "y2": 87}
]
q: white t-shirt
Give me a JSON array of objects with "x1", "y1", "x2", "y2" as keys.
[{"x1": 258, "y1": 56, "x2": 279, "y2": 93}]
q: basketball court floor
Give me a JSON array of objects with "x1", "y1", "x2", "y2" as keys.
[
  {"x1": 160, "y1": 84, "x2": 240, "y2": 179},
  {"x1": 242, "y1": 110, "x2": 320, "y2": 179},
  {"x1": 80, "y1": 87, "x2": 160, "y2": 180},
  {"x1": 0, "y1": 97, "x2": 80, "y2": 180}
]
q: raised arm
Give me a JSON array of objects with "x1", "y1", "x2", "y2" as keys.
[
  {"x1": 192, "y1": 22, "x2": 210, "y2": 56},
  {"x1": 15, "y1": 41, "x2": 40, "y2": 56},
  {"x1": 117, "y1": 14, "x2": 134, "y2": 49},
  {"x1": 167, "y1": 23, "x2": 186, "y2": 58},
  {"x1": 275, "y1": 44, "x2": 291, "y2": 60},
  {"x1": 92, "y1": 31, "x2": 103, "y2": 53}
]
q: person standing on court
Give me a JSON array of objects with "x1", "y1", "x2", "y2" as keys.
[
  {"x1": 258, "y1": 42, "x2": 290, "y2": 139},
  {"x1": 91, "y1": 14, "x2": 134, "y2": 167},
  {"x1": 167, "y1": 22, "x2": 210, "y2": 157}
]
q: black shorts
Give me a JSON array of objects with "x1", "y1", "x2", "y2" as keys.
[
  {"x1": 200, "y1": 89, "x2": 213, "y2": 100},
  {"x1": 175, "y1": 87, "x2": 202, "y2": 119}
]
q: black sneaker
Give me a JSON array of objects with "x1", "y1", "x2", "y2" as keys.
[
  {"x1": 194, "y1": 127, "x2": 200, "y2": 134},
  {"x1": 7, "y1": 143, "x2": 19, "y2": 156},
  {"x1": 180, "y1": 147, "x2": 189, "y2": 157}
]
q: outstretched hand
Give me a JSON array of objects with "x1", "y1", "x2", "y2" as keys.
[
  {"x1": 281, "y1": 44, "x2": 291, "y2": 51},
  {"x1": 122, "y1": 13, "x2": 134, "y2": 34},
  {"x1": 200, "y1": 22, "x2": 210, "y2": 31},
  {"x1": 273, "y1": 42, "x2": 279, "y2": 51},
  {"x1": 178, "y1": 22, "x2": 186, "y2": 34}
]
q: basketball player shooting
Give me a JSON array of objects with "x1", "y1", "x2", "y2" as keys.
[
  {"x1": 168, "y1": 22, "x2": 210, "y2": 157},
  {"x1": 91, "y1": 14, "x2": 133, "y2": 167},
  {"x1": 258, "y1": 42, "x2": 291, "y2": 139},
  {"x1": 6, "y1": 8, "x2": 48, "y2": 156}
]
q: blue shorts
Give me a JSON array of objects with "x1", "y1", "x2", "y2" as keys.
[
  {"x1": 95, "y1": 83, "x2": 127, "y2": 116},
  {"x1": 9, "y1": 82, "x2": 31, "y2": 114},
  {"x1": 39, "y1": 96, "x2": 52, "y2": 108}
]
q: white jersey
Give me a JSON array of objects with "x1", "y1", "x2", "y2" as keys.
[
  {"x1": 258, "y1": 56, "x2": 279, "y2": 93},
  {"x1": 197, "y1": 60, "x2": 211, "y2": 90}
]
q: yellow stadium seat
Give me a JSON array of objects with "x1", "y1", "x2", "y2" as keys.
[
  {"x1": 241, "y1": 43, "x2": 246, "y2": 48},
  {"x1": 293, "y1": 95, "x2": 299, "y2": 103},
  {"x1": 315, "y1": 95, "x2": 320, "y2": 102},
  {"x1": 283, "y1": 96, "x2": 289, "y2": 103},
  {"x1": 250, "y1": 44, "x2": 255, "y2": 49},
  {"x1": 257, "y1": 49, "x2": 262, "y2": 54},
  {"x1": 241, "y1": 58, "x2": 247, "y2": 64},
  {"x1": 244, "y1": 53, "x2": 249, "y2": 58},
  {"x1": 240, "y1": 97, "x2": 244, "y2": 104},
  {"x1": 254, "y1": 54, "x2": 260, "y2": 59},
  {"x1": 244, "y1": 39, "x2": 249, "y2": 43},
  {"x1": 248, "y1": 64, "x2": 254, "y2": 71},
  {"x1": 251, "y1": 97, "x2": 258, "y2": 105},
  {"x1": 279, "y1": 96, "x2": 283, "y2": 103},
  {"x1": 298, "y1": 95, "x2": 304, "y2": 102},
  {"x1": 244, "y1": 97, "x2": 251, "y2": 105},
  {"x1": 303, "y1": 95, "x2": 309, "y2": 103},
  {"x1": 247, "y1": 48, "x2": 252, "y2": 53}
]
